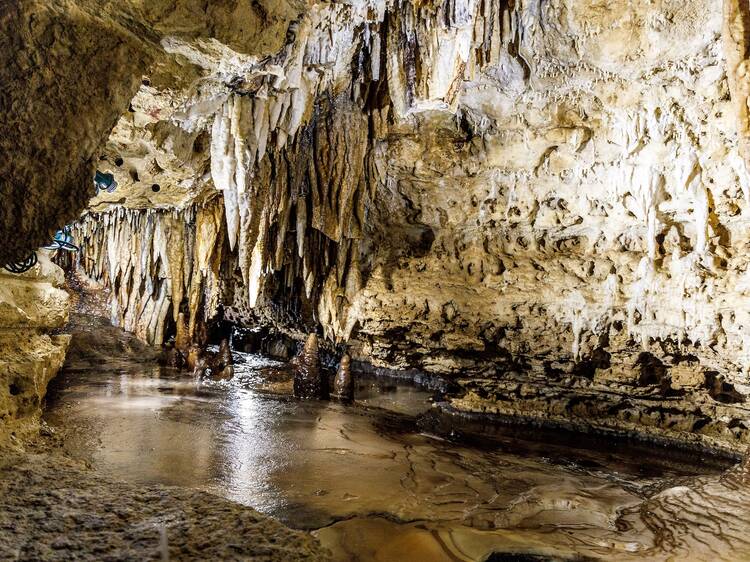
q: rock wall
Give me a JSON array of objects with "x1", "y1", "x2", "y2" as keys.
[
  {"x1": 59, "y1": 0, "x2": 750, "y2": 449},
  {"x1": 342, "y1": 0, "x2": 747, "y2": 371},
  {"x1": 0, "y1": 0, "x2": 151, "y2": 265},
  {"x1": 0, "y1": 254, "x2": 70, "y2": 445}
]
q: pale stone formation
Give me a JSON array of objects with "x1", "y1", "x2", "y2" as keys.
[
  {"x1": 0, "y1": 254, "x2": 70, "y2": 444},
  {"x1": 15, "y1": 0, "x2": 750, "y2": 450}
]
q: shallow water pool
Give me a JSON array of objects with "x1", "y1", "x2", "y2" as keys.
[{"x1": 44, "y1": 314, "x2": 750, "y2": 561}]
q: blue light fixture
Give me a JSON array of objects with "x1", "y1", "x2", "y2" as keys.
[
  {"x1": 94, "y1": 170, "x2": 117, "y2": 194},
  {"x1": 43, "y1": 225, "x2": 79, "y2": 252}
]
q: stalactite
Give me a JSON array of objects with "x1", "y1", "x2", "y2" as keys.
[
  {"x1": 72, "y1": 199, "x2": 225, "y2": 346},
  {"x1": 71, "y1": 0, "x2": 542, "y2": 347},
  {"x1": 165, "y1": 214, "x2": 185, "y2": 323}
]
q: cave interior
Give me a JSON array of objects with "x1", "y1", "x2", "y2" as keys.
[{"x1": 3, "y1": 1, "x2": 750, "y2": 560}]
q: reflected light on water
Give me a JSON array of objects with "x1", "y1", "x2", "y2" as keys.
[{"x1": 45, "y1": 322, "x2": 750, "y2": 561}]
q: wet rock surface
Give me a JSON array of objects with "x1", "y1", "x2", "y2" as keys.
[
  {"x1": 209, "y1": 339, "x2": 235, "y2": 380},
  {"x1": 445, "y1": 361, "x2": 750, "y2": 456},
  {"x1": 293, "y1": 334, "x2": 327, "y2": 399},
  {"x1": 332, "y1": 354, "x2": 354, "y2": 401},
  {"x1": 37, "y1": 313, "x2": 750, "y2": 561},
  {"x1": 0, "y1": 305, "x2": 328, "y2": 561}
]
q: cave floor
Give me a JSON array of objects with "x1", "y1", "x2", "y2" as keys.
[
  {"x1": 0, "y1": 451, "x2": 326, "y2": 561},
  {"x1": 7, "y1": 313, "x2": 740, "y2": 561}
]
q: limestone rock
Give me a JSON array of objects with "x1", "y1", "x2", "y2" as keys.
[
  {"x1": 0, "y1": 257, "x2": 70, "y2": 444},
  {"x1": 11, "y1": 0, "x2": 750, "y2": 448},
  {"x1": 186, "y1": 344, "x2": 203, "y2": 372},
  {"x1": 174, "y1": 312, "x2": 191, "y2": 355},
  {"x1": 0, "y1": 0, "x2": 150, "y2": 264},
  {"x1": 209, "y1": 338, "x2": 234, "y2": 380}
]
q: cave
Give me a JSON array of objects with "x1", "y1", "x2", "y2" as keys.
[{"x1": 2, "y1": 0, "x2": 750, "y2": 560}]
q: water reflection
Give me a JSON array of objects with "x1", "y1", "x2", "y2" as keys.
[{"x1": 45, "y1": 315, "x2": 750, "y2": 561}]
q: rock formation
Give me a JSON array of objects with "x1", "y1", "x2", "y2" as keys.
[
  {"x1": 293, "y1": 333, "x2": 326, "y2": 399},
  {"x1": 5, "y1": 0, "x2": 750, "y2": 450},
  {"x1": 333, "y1": 354, "x2": 354, "y2": 401},
  {"x1": 0, "y1": 253, "x2": 70, "y2": 444},
  {"x1": 209, "y1": 338, "x2": 235, "y2": 380},
  {"x1": 0, "y1": 1, "x2": 150, "y2": 265},
  {"x1": 0, "y1": 452, "x2": 328, "y2": 561}
]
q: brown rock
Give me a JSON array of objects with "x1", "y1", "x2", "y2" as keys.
[
  {"x1": 293, "y1": 334, "x2": 326, "y2": 399},
  {"x1": 174, "y1": 312, "x2": 190, "y2": 355},
  {"x1": 332, "y1": 354, "x2": 354, "y2": 401},
  {"x1": 212, "y1": 365, "x2": 235, "y2": 381},
  {"x1": 159, "y1": 346, "x2": 185, "y2": 369},
  {"x1": 186, "y1": 345, "x2": 203, "y2": 372},
  {"x1": 208, "y1": 339, "x2": 234, "y2": 380},
  {"x1": 0, "y1": 0, "x2": 149, "y2": 264},
  {"x1": 18, "y1": 0, "x2": 750, "y2": 452},
  {"x1": 192, "y1": 356, "x2": 210, "y2": 378}
]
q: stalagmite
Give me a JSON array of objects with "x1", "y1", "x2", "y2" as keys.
[
  {"x1": 293, "y1": 334, "x2": 326, "y2": 399},
  {"x1": 332, "y1": 354, "x2": 354, "y2": 401},
  {"x1": 186, "y1": 344, "x2": 203, "y2": 373},
  {"x1": 209, "y1": 339, "x2": 234, "y2": 380}
]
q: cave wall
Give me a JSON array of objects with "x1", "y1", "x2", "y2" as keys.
[
  {"x1": 0, "y1": 254, "x2": 70, "y2": 444},
  {"x1": 72, "y1": 1, "x2": 386, "y2": 346},
  {"x1": 0, "y1": 0, "x2": 309, "y2": 266},
  {"x1": 0, "y1": 0, "x2": 151, "y2": 265},
  {"x1": 357, "y1": 0, "x2": 749, "y2": 375},
  {"x1": 58, "y1": 0, "x2": 750, "y2": 449},
  {"x1": 74, "y1": 0, "x2": 750, "y2": 366}
]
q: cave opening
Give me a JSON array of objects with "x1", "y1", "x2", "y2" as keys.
[{"x1": 3, "y1": 0, "x2": 750, "y2": 560}]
